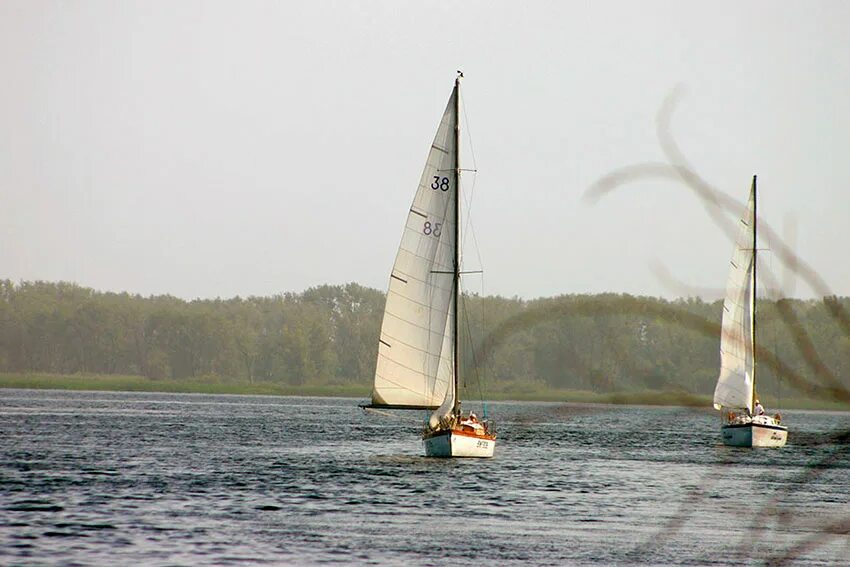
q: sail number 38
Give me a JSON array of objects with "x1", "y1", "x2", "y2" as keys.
[{"x1": 431, "y1": 176, "x2": 450, "y2": 191}]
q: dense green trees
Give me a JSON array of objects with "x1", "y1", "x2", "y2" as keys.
[
  {"x1": 0, "y1": 281, "x2": 384, "y2": 385},
  {"x1": 0, "y1": 279, "x2": 847, "y2": 400}
]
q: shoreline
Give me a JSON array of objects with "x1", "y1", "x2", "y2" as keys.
[{"x1": 2, "y1": 373, "x2": 848, "y2": 411}]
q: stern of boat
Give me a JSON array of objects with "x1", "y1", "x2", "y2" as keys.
[
  {"x1": 721, "y1": 413, "x2": 787, "y2": 448},
  {"x1": 422, "y1": 427, "x2": 496, "y2": 458}
]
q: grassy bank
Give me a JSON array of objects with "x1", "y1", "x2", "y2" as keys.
[
  {"x1": 0, "y1": 373, "x2": 369, "y2": 398},
  {"x1": 1, "y1": 373, "x2": 848, "y2": 411}
]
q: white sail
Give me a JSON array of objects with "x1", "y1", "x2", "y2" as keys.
[
  {"x1": 371, "y1": 86, "x2": 458, "y2": 409},
  {"x1": 713, "y1": 185, "x2": 756, "y2": 412}
]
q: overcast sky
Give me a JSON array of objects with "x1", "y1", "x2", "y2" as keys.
[{"x1": 1, "y1": 1, "x2": 848, "y2": 300}]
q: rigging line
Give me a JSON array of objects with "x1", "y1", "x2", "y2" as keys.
[
  {"x1": 460, "y1": 291, "x2": 487, "y2": 405},
  {"x1": 480, "y1": 270, "x2": 488, "y2": 409},
  {"x1": 459, "y1": 94, "x2": 484, "y2": 272},
  {"x1": 461, "y1": 173, "x2": 476, "y2": 248},
  {"x1": 460, "y1": 92, "x2": 477, "y2": 172},
  {"x1": 468, "y1": 205, "x2": 486, "y2": 276},
  {"x1": 463, "y1": 266, "x2": 490, "y2": 417},
  {"x1": 460, "y1": 173, "x2": 486, "y2": 274},
  {"x1": 461, "y1": 178, "x2": 478, "y2": 253},
  {"x1": 456, "y1": 181, "x2": 486, "y2": 404}
]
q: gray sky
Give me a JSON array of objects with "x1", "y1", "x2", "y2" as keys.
[{"x1": 2, "y1": 1, "x2": 848, "y2": 300}]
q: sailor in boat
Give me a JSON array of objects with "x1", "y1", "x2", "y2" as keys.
[
  {"x1": 459, "y1": 412, "x2": 485, "y2": 435},
  {"x1": 753, "y1": 399, "x2": 765, "y2": 416}
]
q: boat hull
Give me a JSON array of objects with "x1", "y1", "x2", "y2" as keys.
[
  {"x1": 721, "y1": 421, "x2": 787, "y2": 447},
  {"x1": 422, "y1": 428, "x2": 496, "y2": 458}
]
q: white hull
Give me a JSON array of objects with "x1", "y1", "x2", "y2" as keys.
[
  {"x1": 722, "y1": 417, "x2": 787, "y2": 448},
  {"x1": 423, "y1": 429, "x2": 495, "y2": 458}
]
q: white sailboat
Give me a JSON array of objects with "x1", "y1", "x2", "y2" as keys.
[
  {"x1": 363, "y1": 72, "x2": 496, "y2": 458},
  {"x1": 713, "y1": 175, "x2": 788, "y2": 448}
]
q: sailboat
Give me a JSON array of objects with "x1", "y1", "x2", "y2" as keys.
[
  {"x1": 713, "y1": 175, "x2": 788, "y2": 448},
  {"x1": 363, "y1": 72, "x2": 496, "y2": 458}
]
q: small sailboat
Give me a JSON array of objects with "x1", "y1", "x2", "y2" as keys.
[
  {"x1": 363, "y1": 72, "x2": 496, "y2": 458},
  {"x1": 713, "y1": 175, "x2": 788, "y2": 447}
]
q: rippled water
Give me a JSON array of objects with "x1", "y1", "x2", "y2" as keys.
[{"x1": 1, "y1": 389, "x2": 848, "y2": 565}]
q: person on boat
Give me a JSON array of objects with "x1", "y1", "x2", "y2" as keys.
[
  {"x1": 460, "y1": 412, "x2": 482, "y2": 430},
  {"x1": 753, "y1": 399, "x2": 765, "y2": 416}
]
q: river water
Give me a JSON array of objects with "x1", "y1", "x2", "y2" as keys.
[{"x1": 1, "y1": 389, "x2": 848, "y2": 565}]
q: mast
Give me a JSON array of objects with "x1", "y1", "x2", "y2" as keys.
[
  {"x1": 751, "y1": 174, "x2": 758, "y2": 410},
  {"x1": 452, "y1": 71, "x2": 462, "y2": 415}
]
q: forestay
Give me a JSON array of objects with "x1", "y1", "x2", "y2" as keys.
[
  {"x1": 713, "y1": 186, "x2": 756, "y2": 413},
  {"x1": 371, "y1": 86, "x2": 458, "y2": 409}
]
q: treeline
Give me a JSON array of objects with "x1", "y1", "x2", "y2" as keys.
[
  {"x1": 0, "y1": 281, "x2": 383, "y2": 385},
  {"x1": 1, "y1": 280, "x2": 848, "y2": 400}
]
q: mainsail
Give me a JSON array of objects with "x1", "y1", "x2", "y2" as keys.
[
  {"x1": 370, "y1": 86, "x2": 458, "y2": 410},
  {"x1": 713, "y1": 184, "x2": 756, "y2": 412}
]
